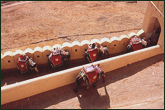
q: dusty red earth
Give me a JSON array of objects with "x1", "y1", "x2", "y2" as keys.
[
  {"x1": 1, "y1": 54, "x2": 164, "y2": 109},
  {"x1": 1, "y1": 1, "x2": 164, "y2": 109},
  {"x1": 1, "y1": 1, "x2": 147, "y2": 54}
]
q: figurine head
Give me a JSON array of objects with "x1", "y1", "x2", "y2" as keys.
[
  {"x1": 92, "y1": 43, "x2": 95, "y2": 48},
  {"x1": 19, "y1": 55, "x2": 24, "y2": 60}
]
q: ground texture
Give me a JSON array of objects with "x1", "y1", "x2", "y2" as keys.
[
  {"x1": 1, "y1": 1, "x2": 164, "y2": 109},
  {"x1": 2, "y1": 1, "x2": 147, "y2": 53},
  {"x1": 1, "y1": 54, "x2": 164, "y2": 109}
]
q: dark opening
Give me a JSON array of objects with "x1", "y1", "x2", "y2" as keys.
[
  {"x1": 75, "y1": 49, "x2": 77, "y2": 52},
  {"x1": 8, "y1": 60, "x2": 11, "y2": 63},
  {"x1": 155, "y1": 27, "x2": 161, "y2": 34},
  {"x1": 37, "y1": 55, "x2": 40, "y2": 58},
  {"x1": 146, "y1": 17, "x2": 161, "y2": 47}
]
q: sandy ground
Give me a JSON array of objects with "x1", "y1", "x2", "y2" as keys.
[
  {"x1": 1, "y1": 1, "x2": 164, "y2": 109},
  {"x1": 1, "y1": 1, "x2": 148, "y2": 54},
  {"x1": 1, "y1": 54, "x2": 164, "y2": 109}
]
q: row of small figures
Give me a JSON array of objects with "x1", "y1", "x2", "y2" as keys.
[
  {"x1": 17, "y1": 35, "x2": 147, "y2": 74},
  {"x1": 16, "y1": 36, "x2": 148, "y2": 92}
]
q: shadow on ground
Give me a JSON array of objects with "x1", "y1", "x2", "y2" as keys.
[
  {"x1": 1, "y1": 51, "x2": 123, "y2": 86},
  {"x1": 1, "y1": 53, "x2": 164, "y2": 109},
  {"x1": 1, "y1": 58, "x2": 89, "y2": 86},
  {"x1": 76, "y1": 85, "x2": 110, "y2": 109}
]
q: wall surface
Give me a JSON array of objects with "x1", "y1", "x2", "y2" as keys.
[
  {"x1": 1, "y1": 45, "x2": 164, "y2": 105},
  {"x1": 1, "y1": 30, "x2": 144, "y2": 70},
  {"x1": 142, "y1": 1, "x2": 164, "y2": 47}
]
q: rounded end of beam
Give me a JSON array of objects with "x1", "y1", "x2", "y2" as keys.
[
  {"x1": 52, "y1": 44, "x2": 62, "y2": 50},
  {"x1": 91, "y1": 39, "x2": 100, "y2": 44},
  {"x1": 72, "y1": 41, "x2": 81, "y2": 47},
  {"x1": 1, "y1": 53, "x2": 3, "y2": 59},
  {"x1": 3, "y1": 51, "x2": 14, "y2": 58},
  {"x1": 62, "y1": 42, "x2": 72, "y2": 47},
  {"x1": 119, "y1": 35, "x2": 129, "y2": 40},
  {"x1": 34, "y1": 47, "x2": 43, "y2": 53},
  {"x1": 14, "y1": 50, "x2": 24, "y2": 56},
  {"x1": 100, "y1": 38, "x2": 110, "y2": 43},
  {"x1": 128, "y1": 32, "x2": 137, "y2": 39},
  {"x1": 43, "y1": 46, "x2": 52, "y2": 52},
  {"x1": 81, "y1": 40, "x2": 90, "y2": 46},
  {"x1": 137, "y1": 29, "x2": 145, "y2": 38},
  {"x1": 110, "y1": 36, "x2": 120, "y2": 43},
  {"x1": 24, "y1": 48, "x2": 34, "y2": 54}
]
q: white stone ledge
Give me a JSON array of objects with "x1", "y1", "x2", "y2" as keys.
[
  {"x1": 1, "y1": 45, "x2": 163, "y2": 105},
  {"x1": 1, "y1": 29, "x2": 163, "y2": 70}
]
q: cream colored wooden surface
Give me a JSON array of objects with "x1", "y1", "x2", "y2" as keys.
[{"x1": 1, "y1": 33, "x2": 144, "y2": 70}]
